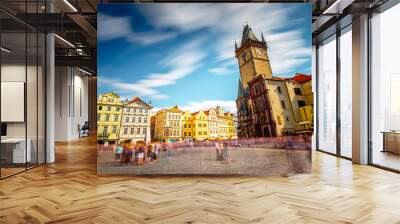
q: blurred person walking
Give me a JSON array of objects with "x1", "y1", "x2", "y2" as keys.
[{"x1": 215, "y1": 142, "x2": 222, "y2": 161}]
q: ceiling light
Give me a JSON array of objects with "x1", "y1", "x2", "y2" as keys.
[
  {"x1": 1, "y1": 47, "x2": 11, "y2": 53},
  {"x1": 78, "y1": 67, "x2": 93, "y2": 76},
  {"x1": 54, "y1": 34, "x2": 75, "y2": 48},
  {"x1": 63, "y1": 0, "x2": 78, "y2": 12},
  {"x1": 323, "y1": 0, "x2": 355, "y2": 15}
]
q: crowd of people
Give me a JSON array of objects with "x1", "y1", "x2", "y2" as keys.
[
  {"x1": 99, "y1": 135, "x2": 311, "y2": 166},
  {"x1": 109, "y1": 140, "x2": 163, "y2": 165}
]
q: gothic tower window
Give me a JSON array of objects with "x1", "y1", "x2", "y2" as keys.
[{"x1": 242, "y1": 52, "x2": 247, "y2": 61}]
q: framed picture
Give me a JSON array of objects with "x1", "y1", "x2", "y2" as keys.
[{"x1": 97, "y1": 3, "x2": 312, "y2": 175}]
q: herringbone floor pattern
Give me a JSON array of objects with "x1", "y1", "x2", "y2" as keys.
[{"x1": 1, "y1": 136, "x2": 400, "y2": 224}]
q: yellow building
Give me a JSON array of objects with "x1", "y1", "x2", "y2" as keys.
[
  {"x1": 236, "y1": 23, "x2": 313, "y2": 137},
  {"x1": 299, "y1": 105, "x2": 313, "y2": 131},
  {"x1": 153, "y1": 105, "x2": 183, "y2": 142},
  {"x1": 182, "y1": 111, "x2": 194, "y2": 140},
  {"x1": 152, "y1": 106, "x2": 238, "y2": 141},
  {"x1": 97, "y1": 92, "x2": 123, "y2": 142},
  {"x1": 191, "y1": 110, "x2": 209, "y2": 141},
  {"x1": 181, "y1": 108, "x2": 237, "y2": 141},
  {"x1": 225, "y1": 112, "x2": 236, "y2": 139}
]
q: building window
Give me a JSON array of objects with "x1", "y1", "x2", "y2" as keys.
[
  {"x1": 99, "y1": 106, "x2": 103, "y2": 110},
  {"x1": 144, "y1": 117, "x2": 147, "y2": 123},
  {"x1": 137, "y1": 128, "x2": 141, "y2": 134},
  {"x1": 241, "y1": 52, "x2": 247, "y2": 61},
  {"x1": 125, "y1": 117, "x2": 129, "y2": 122},
  {"x1": 277, "y1": 86, "x2": 282, "y2": 93},
  {"x1": 294, "y1": 88, "x2": 302, "y2": 95},
  {"x1": 277, "y1": 116, "x2": 282, "y2": 125},
  {"x1": 124, "y1": 128, "x2": 128, "y2": 135},
  {"x1": 105, "y1": 114, "x2": 110, "y2": 121},
  {"x1": 281, "y1": 100, "x2": 286, "y2": 110},
  {"x1": 114, "y1": 115, "x2": 119, "y2": 121},
  {"x1": 112, "y1": 126, "x2": 117, "y2": 133},
  {"x1": 370, "y1": 7, "x2": 400, "y2": 170},
  {"x1": 254, "y1": 83, "x2": 262, "y2": 95},
  {"x1": 103, "y1": 126, "x2": 108, "y2": 136},
  {"x1": 143, "y1": 128, "x2": 146, "y2": 134},
  {"x1": 107, "y1": 106, "x2": 111, "y2": 111},
  {"x1": 131, "y1": 128, "x2": 135, "y2": 134},
  {"x1": 97, "y1": 114, "x2": 100, "y2": 121},
  {"x1": 340, "y1": 26, "x2": 353, "y2": 158},
  {"x1": 286, "y1": 116, "x2": 289, "y2": 122},
  {"x1": 297, "y1": 100, "x2": 306, "y2": 107},
  {"x1": 318, "y1": 34, "x2": 337, "y2": 154}
]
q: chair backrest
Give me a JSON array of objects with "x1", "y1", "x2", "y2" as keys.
[{"x1": 82, "y1": 121, "x2": 90, "y2": 129}]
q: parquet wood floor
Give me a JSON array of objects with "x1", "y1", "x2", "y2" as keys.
[{"x1": 1, "y1": 136, "x2": 400, "y2": 224}]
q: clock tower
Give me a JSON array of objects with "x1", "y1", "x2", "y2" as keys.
[{"x1": 235, "y1": 24, "x2": 272, "y2": 90}]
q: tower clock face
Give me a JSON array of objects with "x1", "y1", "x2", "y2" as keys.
[{"x1": 256, "y1": 48, "x2": 266, "y2": 57}]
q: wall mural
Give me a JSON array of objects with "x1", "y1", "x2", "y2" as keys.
[{"x1": 97, "y1": 3, "x2": 313, "y2": 175}]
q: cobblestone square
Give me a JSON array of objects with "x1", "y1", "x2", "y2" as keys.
[{"x1": 98, "y1": 146, "x2": 311, "y2": 176}]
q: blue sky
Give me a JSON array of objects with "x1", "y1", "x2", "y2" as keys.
[{"x1": 98, "y1": 3, "x2": 311, "y2": 113}]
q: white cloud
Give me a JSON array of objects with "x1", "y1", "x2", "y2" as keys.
[
  {"x1": 152, "y1": 94, "x2": 169, "y2": 100},
  {"x1": 98, "y1": 13, "x2": 131, "y2": 41},
  {"x1": 139, "y1": 4, "x2": 310, "y2": 75},
  {"x1": 98, "y1": 38, "x2": 205, "y2": 100},
  {"x1": 98, "y1": 13, "x2": 177, "y2": 45},
  {"x1": 180, "y1": 100, "x2": 237, "y2": 114},
  {"x1": 208, "y1": 67, "x2": 232, "y2": 76}
]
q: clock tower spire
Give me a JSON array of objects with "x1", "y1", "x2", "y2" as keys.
[{"x1": 235, "y1": 23, "x2": 272, "y2": 89}]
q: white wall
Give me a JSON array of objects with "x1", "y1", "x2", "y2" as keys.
[
  {"x1": 1, "y1": 63, "x2": 46, "y2": 164},
  {"x1": 1, "y1": 64, "x2": 26, "y2": 139},
  {"x1": 54, "y1": 67, "x2": 89, "y2": 141}
]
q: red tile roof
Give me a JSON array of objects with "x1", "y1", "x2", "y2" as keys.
[
  {"x1": 126, "y1": 97, "x2": 153, "y2": 108},
  {"x1": 291, "y1": 73, "x2": 311, "y2": 83}
]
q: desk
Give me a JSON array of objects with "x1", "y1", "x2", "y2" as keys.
[
  {"x1": 1, "y1": 138, "x2": 31, "y2": 163},
  {"x1": 382, "y1": 131, "x2": 400, "y2": 154}
]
